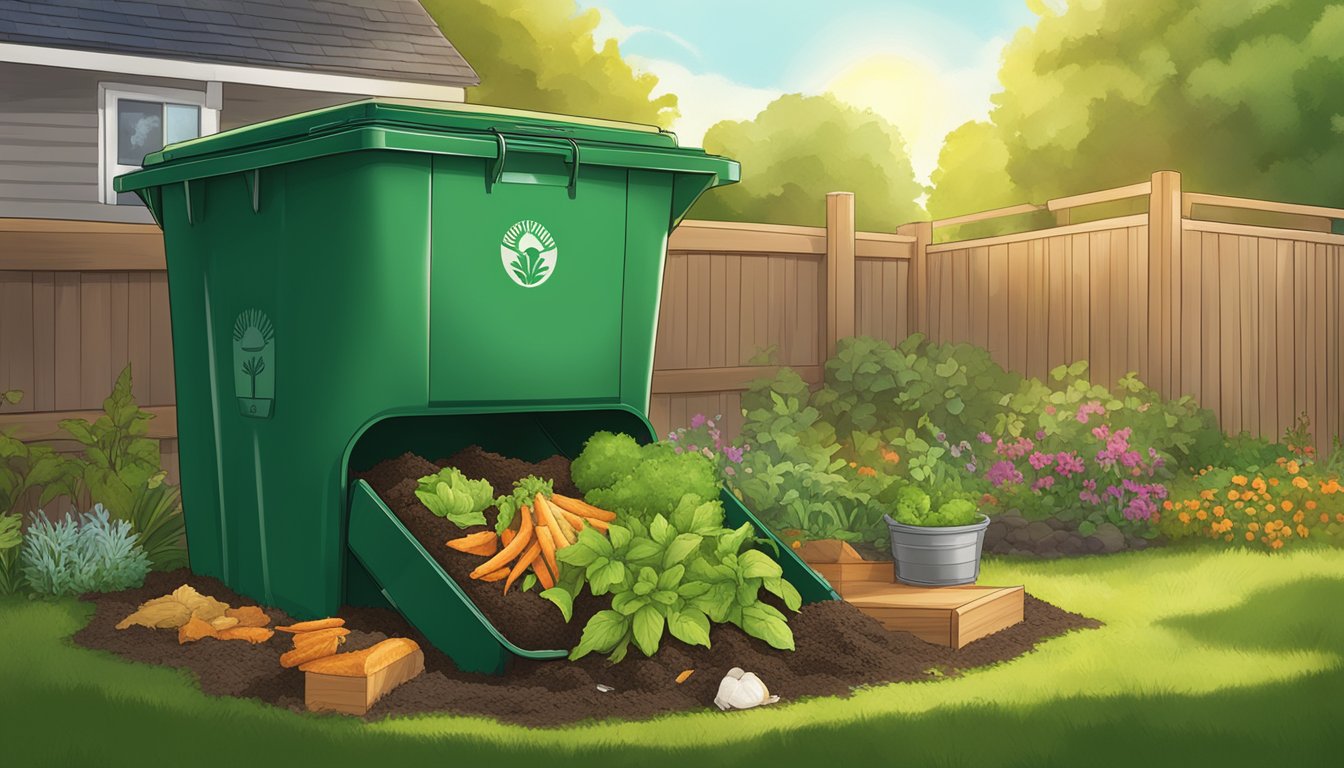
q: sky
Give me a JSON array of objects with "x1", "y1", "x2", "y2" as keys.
[{"x1": 574, "y1": 0, "x2": 1045, "y2": 187}]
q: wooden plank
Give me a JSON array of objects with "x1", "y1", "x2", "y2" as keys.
[
  {"x1": 652, "y1": 365, "x2": 824, "y2": 394},
  {"x1": 725, "y1": 254, "x2": 742, "y2": 367},
  {"x1": 768, "y1": 256, "x2": 788, "y2": 361},
  {"x1": 1109, "y1": 228, "x2": 1127, "y2": 381},
  {"x1": 1070, "y1": 234, "x2": 1091, "y2": 367},
  {"x1": 1312, "y1": 243, "x2": 1328, "y2": 455},
  {"x1": 1149, "y1": 171, "x2": 1181, "y2": 396},
  {"x1": 670, "y1": 220, "x2": 828, "y2": 255},
  {"x1": 1047, "y1": 236, "x2": 1068, "y2": 367},
  {"x1": 29, "y1": 271, "x2": 55, "y2": 412},
  {"x1": 1089, "y1": 230, "x2": 1112, "y2": 386},
  {"x1": 1007, "y1": 241, "x2": 1028, "y2": 374},
  {"x1": 954, "y1": 587, "x2": 1026, "y2": 649},
  {"x1": 709, "y1": 251, "x2": 727, "y2": 368},
  {"x1": 1257, "y1": 238, "x2": 1277, "y2": 439},
  {"x1": 1238, "y1": 236, "x2": 1258, "y2": 436},
  {"x1": 1183, "y1": 219, "x2": 1344, "y2": 247},
  {"x1": 1180, "y1": 229, "x2": 1202, "y2": 399},
  {"x1": 843, "y1": 582, "x2": 1025, "y2": 649},
  {"x1": 79, "y1": 272, "x2": 113, "y2": 407},
  {"x1": 0, "y1": 271, "x2": 34, "y2": 397},
  {"x1": 970, "y1": 245, "x2": 990, "y2": 349},
  {"x1": 938, "y1": 251, "x2": 955, "y2": 344},
  {"x1": 927, "y1": 214, "x2": 1148, "y2": 253},
  {"x1": 305, "y1": 649, "x2": 425, "y2": 716},
  {"x1": 148, "y1": 271, "x2": 175, "y2": 406},
  {"x1": 1201, "y1": 233, "x2": 1222, "y2": 419},
  {"x1": 898, "y1": 221, "x2": 932, "y2": 336},
  {"x1": 1275, "y1": 240, "x2": 1295, "y2": 438},
  {"x1": 52, "y1": 271, "x2": 81, "y2": 410},
  {"x1": 1220, "y1": 235, "x2": 1242, "y2": 435},
  {"x1": 108, "y1": 272, "x2": 129, "y2": 391},
  {"x1": 1293, "y1": 242, "x2": 1307, "y2": 437},
  {"x1": 648, "y1": 394, "x2": 671, "y2": 438},
  {"x1": 825, "y1": 192, "x2": 856, "y2": 357},
  {"x1": 127, "y1": 273, "x2": 153, "y2": 404},
  {"x1": 0, "y1": 406, "x2": 178, "y2": 441},
  {"x1": 987, "y1": 244, "x2": 1010, "y2": 369},
  {"x1": 1181, "y1": 192, "x2": 1344, "y2": 222},
  {"x1": 743, "y1": 254, "x2": 769, "y2": 362},
  {"x1": 951, "y1": 249, "x2": 970, "y2": 343},
  {"x1": 1047, "y1": 180, "x2": 1152, "y2": 212},
  {"x1": 1026, "y1": 239, "x2": 1047, "y2": 380},
  {"x1": 1129, "y1": 226, "x2": 1145, "y2": 382},
  {"x1": 931, "y1": 202, "x2": 1044, "y2": 228},
  {"x1": 0, "y1": 232, "x2": 166, "y2": 270},
  {"x1": 854, "y1": 237, "x2": 913, "y2": 260}
]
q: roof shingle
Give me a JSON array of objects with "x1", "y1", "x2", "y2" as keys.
[{"x1": 0, "y1": 0, "x2": 478, "y2": 87}]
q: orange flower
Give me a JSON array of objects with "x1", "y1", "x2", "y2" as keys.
[
  {"x1": 1196, "y1": 510, "x2": 1208, "y2": 521},
  {"x1": 1269, "y1": 477, "x2": 1280, "y2": 487},
  {"x1": 1213, "y1": 505, "x2": 1225, "y2": 517},
  {"x1": 1244, "y1": 506, "x2": 1255, "y2": 515},
  {"x1": 1227, "y1": 490, "x2": 1239, "y2": 501},
  {"x1": 1305, "y1": 500, "x2": 1317, "y2": 510},
  {"x1": 1287, "y1": 460, "x2": 1300, "y2": 474},
  {"x1": 1248, "y1": 522, "x2": 1260, "y2": 532},
  {"x1": 1293, "y1": 511, "x2": 1305, "y2": 524},
  {"x1": 1241, "y1": 491, "x2": 1256, "y2": 501},
  {"x1": 1199, "y1": 489, "x2": 1215, "y2": 501},
  {"x1": 1266, "y1": 504, "x2": 1277, "y2": 513},
  {"x1": 1252, "y1": 477, "x2": 1267, "y2": 492},
  {"x1": 1321, "y1": 513, "x2": 1330, "y2": 524},
  {"x1": 1232, "y1": 475, "x2": 1248, "y2": 486},
  {"x1": 1178, "y1": 512, "x2": 1191, "y2": 524},
  {"x1": 1336, "y1": 513, "x2": 1344, "y2": 523},
  {"x1": 1281, "y1": 500, "x2": 1294, "y2": 512},
  {"x1": 1163, "y1": 500, "x2": 1174, "y2": 511},
  {"x1": 857, "y1": 465, "x2": 878, "y2": 477},
  {"x1": 1292, "y1": 476, "x2": 1309, "y2": 489},
  {"x1": 1245, "y1": 531, "x2": 1255, "y2": 541},
  {"x1": 1236, "y1": 501, "x2": 1247, "y2": 510},
  {"x1": 1186, "y1": 499, "x2": 1201, "y2": 511},
  {"x1": 1297, "y1": 524, "x2": 1310, "y2": 539},
  {"x1": 1271, "y1": 539, "x2": 1284, "y2": 550},
  {"x1": 881, "y1": 449, "x2": 901, "y2": 464}
]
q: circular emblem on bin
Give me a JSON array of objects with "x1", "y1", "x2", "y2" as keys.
[{"x1": 500, "y1": 219, "x2": 557, "y2": 288}]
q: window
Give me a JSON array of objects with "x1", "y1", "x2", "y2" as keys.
[{"x1": 99, "y1": 83, "x2": 219, "y2": 205}]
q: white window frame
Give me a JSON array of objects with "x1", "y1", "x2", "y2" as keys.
[{"x1": 98, "y1": 82, "x2": 220, "y2": 204}]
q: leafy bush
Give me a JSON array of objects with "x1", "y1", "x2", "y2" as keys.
[
  {"x1": 549, "y1": 435, "x2": 799, "y2": 661},
  {"x1": 0, "y1": 512, "x2": 22, "y2": 595},
  {"x1": 1, "y1": 392, "x2": 79, "y2": 520},
  {"x1": 59, "y1": 365, "x2": 186, "y2": 570},
  {"x1": 414, "y1": 467, "x2": 494, "y2": 528},
  {"x1": 886, "y1": 485, "x2": 981, "y2": 528},
  {"x1": 570, "y1": 431, "x2": 643, "y2": 494},
  {"x1": 20, "y1": 506, "x2": 151, "y2": 596}
]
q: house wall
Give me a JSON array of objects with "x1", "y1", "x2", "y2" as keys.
[{"x1": 0, "y1": 61, "x2": 378, "y2": 224}]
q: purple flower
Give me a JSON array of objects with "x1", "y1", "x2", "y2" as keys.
[
  {"x1": 1036, "y1": 430, "x2": 1047, "y2": 441},
  {"x1": 986, "y1": 461, "x2": 1024, "y2": 487},
  {"x1": 1124, "y1": 496, "x2": 1156, "y2": 521},
  {"x1": 1083, "y1": 479, "x2": 1098, "y2": 491},
  {"x1": 668, "y1": 432, "x2": 679, "y2": 441},
  {"x1": 723, "y1": 445, "x2": 745, "y2": 464},
  {"x1": 1054, "y1": 452, "x2": 1085, "y2": 477},
  {"x1": 978, "y1": 432, "x2": 992, "y2": 444},
  {"x1": 1106, "y1": 484, "x2": 1124, "y2": 500},
  {"x1": 1079, "y1": 490, "x2": 1102, "y2": 505},
  {"x1": 1028, "y1": 451, "x2": 1054, "y2": 470},
  {"x1": 689, "y1": 414, "x2": 707, "y2": 429},
  {"x1": 965, "y1": 462, "x2": 977, "y2": 473}
]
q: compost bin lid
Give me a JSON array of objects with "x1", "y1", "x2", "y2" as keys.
[{"x1": 114, "y1": 98, "x2": 738, "y2": 194}]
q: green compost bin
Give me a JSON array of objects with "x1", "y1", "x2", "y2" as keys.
[{"x1": 115, "y1": 99, "x2": 837, "y2": 675}]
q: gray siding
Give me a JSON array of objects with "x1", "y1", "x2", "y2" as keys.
[{"x1": 0, "y1": 61, "x2": 374, "y2": 223}]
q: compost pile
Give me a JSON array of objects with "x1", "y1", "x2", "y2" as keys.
[{"x1": 76, "y1": 446, "x2": 1097, "y2": 726}]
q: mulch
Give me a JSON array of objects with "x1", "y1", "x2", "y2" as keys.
[{"x1": 71, "y1": 446, "x2": 1101, "y2": 727}]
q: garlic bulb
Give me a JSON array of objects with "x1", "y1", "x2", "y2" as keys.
[{"x1": 713, "y1": 667, "x2": 780, "y2": 710}]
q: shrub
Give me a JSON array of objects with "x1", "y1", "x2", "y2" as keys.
[
  {"x1": 0, "y1": 512, "x2": 22, "y2": 595},
  {"x1": 1161, "y1": 457, "x2": 1344, "y2": 551},
  {"x1": 570, "y1": 431, "x2": 644, "y2": 493},
  {"x1": 20, "y1": 506, "x2": 151, "y2": 596},
  {"x1": 584, "y1": 442, "x2": 721, "y2": 523}
]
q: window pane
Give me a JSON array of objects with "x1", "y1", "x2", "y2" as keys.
[
  {"x1": 117, "y1": 99, "x2": 163, "y2": 165},
  {"x1": 165, "y1": 103, "x2": 200, "y2": 145}
]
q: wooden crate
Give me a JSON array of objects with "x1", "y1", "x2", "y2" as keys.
[
  {"x1": 305, "y1": 649, "x2": 425, "y2": 716},
  {"x1": 843, "y1": 582, "x2": 1025, "y2": 649},
  {"x1": 798, "y1": 539, "x2": 894, "y2": 595}
]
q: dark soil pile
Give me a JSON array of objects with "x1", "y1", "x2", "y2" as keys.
[
  {"x1": 76, "y1": 570, "x2": 1096, "y2": 727},
  {"x1": 353, "y1": 446, "x2": 596, "y2": 651}
]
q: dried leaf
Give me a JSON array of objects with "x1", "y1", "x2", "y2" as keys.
[
  {"x1": 675, "y1": 669, "x2": 695, "y2": 684},
  {"x1": 178, "y1": 616, "x2": 218, "y2": 644},
  {"x1": 209, "y1": 615, "x2": 240, "y2": 630},
  {"x1": 215, "y1": 626, "x2": 274, "y2": 644},
  {"x1": 116, "y1": 600, "x2": 193, "y2": 630},
  {"x1": 225, "y1": 606, "x2": 271, "y2": 628},
  {"x1": 171, "y1": 585, "x2": 229, "y2": 622}
]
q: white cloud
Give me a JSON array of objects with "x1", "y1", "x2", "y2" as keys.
[{"x1": 589, "y1": 7, "x2": 703, "y2": 61}]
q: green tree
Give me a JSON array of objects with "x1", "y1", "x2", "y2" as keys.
[
  {"x1": 689, "y1": 94, "x2": 924, "y2": 231},
  {"x1": 421, "y1": 0, "x2": 676, "y2": 127},
  {"x1": 931, "y1": 0, "x2": 1344, "y2": 216}
]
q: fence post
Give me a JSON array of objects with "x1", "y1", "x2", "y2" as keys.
[
  {"x1": 1147, "y1": 170, "x2": 1181, "y2": 396},
  {"x1": 897, "y1": 220, "x2": 931, "y2": 337},
  {"x1": 825, "y1": 192, "x2": 856, "y2": 359}
]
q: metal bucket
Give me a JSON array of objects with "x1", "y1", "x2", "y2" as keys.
[{"x1": 883, "y1": 514, "x2": 990, "y2": 586}]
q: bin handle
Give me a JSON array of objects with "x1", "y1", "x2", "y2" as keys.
[{"x1": 486, "y1": 129, "x2": 580, "y2": 198}]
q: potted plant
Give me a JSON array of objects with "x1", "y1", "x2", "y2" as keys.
[{"x1": 883, "y1": 485, "x2": 989, "y2": 586}]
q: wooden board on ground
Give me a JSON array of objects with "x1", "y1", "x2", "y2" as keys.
[
  {"x1": 843, "y1": 582, "x2": 1025, "y2": 650},
  {"x1": 808, "y1": 561, "x2": 894, "y2": 593},
  {"x1": 305, "y1": 649, "x2": 425, "y2": 716}
]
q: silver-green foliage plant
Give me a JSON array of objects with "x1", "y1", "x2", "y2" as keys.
[
  {"x1": 0, "y1": 512, "x2": 22, "y2": 595},
  {"x1": 414, "y1": 467, "x2": 494, "y2": 528},
  {"x1": 20, "y1": 506, "x2": 151, "y2": 596}
]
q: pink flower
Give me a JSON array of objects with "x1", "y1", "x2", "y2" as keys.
[
  {"x1": 1032, "y1": 476, "x2": 1056, "y2": 492},
  {"x1": 1054, "y1": 452, "x2": 1085, "y2": 477},
  {"x1": 986, "y1": 461, "x2": 1023, "y2": 487},
  {"x1": 1028, "y1": 451, "x2": 1054, "y2": 470},
  {"x1": 689, "y1": 414, "x2": 707, "y2": 429},
  {"x1": 1044, "y1": 405, "x2": 1056, "y2": 416},
  {"x1": 977, "y1": 432, "x2": 993, "y2": 444}
]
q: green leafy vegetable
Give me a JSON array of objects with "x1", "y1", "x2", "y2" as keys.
[
  {"x1": 889, "y1": 485, "x2": 981, "y2": 527},
  {"x1": 414, "y1": 467, "x2": 494, "y2": 528},
  {"x1": 584, "y1": 445, "x2": 721, "y2": 522},
  {"x1": 570, "y1": 431, "x2": 643, "y2": 493},
  {"x1": 493, "y1": 475, "x2": 555, "y2": 534}
]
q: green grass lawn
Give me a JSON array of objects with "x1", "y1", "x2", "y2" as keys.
[{"x1": 4, "y1": 547, "x2": 1342, "y2": 767}]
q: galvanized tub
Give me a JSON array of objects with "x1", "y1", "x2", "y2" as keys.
[{"x1": 883, "y1": 514, "x2": 991, "y2": 586}]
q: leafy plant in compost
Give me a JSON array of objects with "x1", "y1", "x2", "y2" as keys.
[
  {"x1": 414, "y1": 467, "x2": 494, "y2": 528},
  {"x1": 493, "y1": 475, "x2": 555, "y2": 534},
  {"x1": 542, "y1": 494, "x2": 800, "y2": 661}
]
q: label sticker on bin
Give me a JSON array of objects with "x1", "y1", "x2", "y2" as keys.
[
  {"x1": 232, "y1": 308, "x2": 275, "y2": 418},
  {"x1": 500, "y1": 219, "x2": 557, "y2": 288}
]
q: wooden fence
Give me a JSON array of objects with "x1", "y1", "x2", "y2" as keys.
[{"x1": 2, "y1": 170, "x2": 1342, "y2": 487}]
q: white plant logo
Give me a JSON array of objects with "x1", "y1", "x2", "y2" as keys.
[{"x1": 500, "y1": 219, "x2": 557, "y2": 287}]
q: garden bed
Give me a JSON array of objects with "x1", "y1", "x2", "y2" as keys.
[
  {"x1": 983, "y1": 510, "x2": 1161, "y2": 558},
  {"x1": 75, "y1": 569, "x2": 1097, "y2": 725}
]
